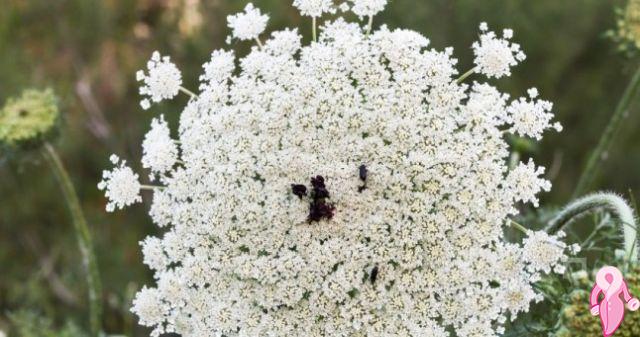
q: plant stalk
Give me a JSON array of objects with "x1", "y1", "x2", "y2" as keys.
[
  {"x1": 312, "y1": 17, "x2": 317, "y2": 42},
  {"x1": 573, "y1": 65, "x2": 640, "y2": 198},
  {"x1": 546, "y1": 192, "x2": 638, "y2": 262},
  {"x1": 456, "y1": 67, "x2": 476, "y2": 84},
  {"x1": 42, "y1": 142, "x2": 102, "y2": 337}
]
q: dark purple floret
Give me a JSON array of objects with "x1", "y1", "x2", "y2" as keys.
[
  {"x1": 310, "y1": 175, "x2": 330, "y2": 199},
  {"x1": 291, "y1": 175, "x2": 336, "y2": 223},
  {"x1": 311, "y1": 175, "x2": 325, "y2": 189},
  {"x1": 291, "y1": 184, "x2": 307, "y2": 199},
  {"x1": 308, "y1": 200, "x2": 336, "y2": 222}
]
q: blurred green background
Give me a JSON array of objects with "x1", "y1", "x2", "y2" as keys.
[{"x1": 0, "y1": 0, "x2": 638, "y2": 335}]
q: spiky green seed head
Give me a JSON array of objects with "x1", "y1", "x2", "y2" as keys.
[
  {"x1": 556, "y1": 264, "x2": 640, "y2": 336},
  {"x1": 0, "y1": 89, "x2": 59, "y2": 151}
]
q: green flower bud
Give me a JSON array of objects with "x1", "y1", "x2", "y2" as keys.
[
  {"x1": 0, "y1": 89, "x2": 59, "y2": 151},
  {"x1": 611, "y1": 0, "x2": 640, "y2": 54}
]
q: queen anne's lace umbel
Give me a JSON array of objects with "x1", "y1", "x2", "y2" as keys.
[{"x1": 100, "y1": 2, "x2": 572, "y2": 336}]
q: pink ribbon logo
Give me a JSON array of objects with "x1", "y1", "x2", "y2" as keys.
[{"x1": 590, "y1": 266, "x2": 640, "y2": 336}]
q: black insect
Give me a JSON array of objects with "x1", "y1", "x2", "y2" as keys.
[
  {"x1": 359, "y1": 164, "x2": 368, "y2": 181},
  {"x1": 291, "y1": 184, "x2": 307, "y2": 199},
  {"x1": 358, "y1": 164, "x2": 368, "y2": 193},
  {"x1": 370, "y1": 265, "x2": 379, "y2": 285}
]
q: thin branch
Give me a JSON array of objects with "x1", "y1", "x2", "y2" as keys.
[
  {"x1": 573, "y1": 65, "x2": 640, "y2": 197},
  {"x1": 42, "y1": 142, "x2": 102, "y2": 337}
]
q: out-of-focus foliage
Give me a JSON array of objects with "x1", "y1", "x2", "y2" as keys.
[
  {"x1": 8, "y1": 310, "x2": 88, "y2": 337},
  {"x1": 0, "y1": 0, "x2": 638, "y2": 335}
]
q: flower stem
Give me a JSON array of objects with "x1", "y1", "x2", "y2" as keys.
[
  {"x1": 509, "y1": 219, "x2": 529, "y2": 234},
  {"x1": 42, "y1": 142, "x2": 102, "y2": 337},
  {"x1": 456, "y1": 67, "x2": 477, "y2": 84},
  {"x1": 312, "y1": 17, "x2": 317, "y2": 42},
  {"x1": 573, "y1": 65, "x2": 640, "y2": 198},
  {"x1": 254, "y1": 37, "x2": 264, "y2": 49},
  {"x1": 140, "y1": 184, "x2": 163, "y2": 191},
  {"x1": 179, "y1": 86, "x2": 198, "y2": 99},
  {"x1": 366, "y1": 16, "x2": 373, "y2": 35},
  {"x1": 546, "y1": 192, "x2": 638, "y2": 262}
]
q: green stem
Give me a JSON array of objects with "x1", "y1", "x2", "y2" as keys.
[
  {"x1": 456, "y1": 67, "x2": 477, "y2": 84},
  {"x1": 573, "y1": 65, "x2": 640, "y2": 198},
  {"x1": 546, "y1": 192, "x2": 638, "y2": 262},
  {"x1": 312, "y1": 17, "x2": 317, "y2": 42},
  {"x1": 42, "y1": 142, "x2": 102, "y2": 337},
  {"x1": 509, "y1": 219, "x2": 529, "y2": 234},
  {"x1": 179, "y1": 86, "x2": 198, "y2": 99}
]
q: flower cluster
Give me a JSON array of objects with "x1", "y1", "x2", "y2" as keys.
[
  {"x1": 136, "y1": 51, "x2": 183, "y2": 109},
  {"x1": 473, "y1": 22, "x2": 526, "y2": 78},
  {"x1": 100, "y1": 1, "x2": 571, "y2": 336},
  {"x1": 227, "y1": 3, "x2": 269, "y2": 41},
  {"x1": 293, "y1": 0, "x2": 336, "y2": 17},
  {"x1": 141, "y1": 115, "x2": 178, "y2": 178},
  {"x1": 98, "y1": 155, "x2": 141, "y2": 212}
]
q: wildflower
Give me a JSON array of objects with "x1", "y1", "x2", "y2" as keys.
[
  {"x1": 522, "y1": 230, "x2": 569, "y2": 274},
  {"x1": 507, "y1": 88, "x2": 562, "y2": 140},
  {"x1": 501, "y1": 279, "x2": 541, "y2": 317},
  {"x1": 293, "y1": 0, "x2": 335, "y2": 17},
  {"x1": 142, "y1": 115, "x2": 178, "y2": 176},
  {"x1": 200, "y1": 49, "x2": 235, "y2": 85},
  {"x1": 131, "y1": 286, "x2": 165, "y2": 331},
  {"x1": 0, "y1": 89, "x2": 59, "y2": 150},
  {"x1": 102, "y1": 2, "x2": 573, "y2": 335},
  {"x1": 349, "y1": 0, "x2": 388, "y2": 18},
  {"x1": 505, "y1": 159, "x2": 551, "y2": 207},
  {"x1": 227, "y1": 3, "x2": 269, "y2": 41},
  {"x1": 97, "y1": 155, "x2": 142, "y2": 212},
  {"x1": 473, "y1": 22, "x2": 526, "y2": 78},
  {"x1": 137, "y1": 51, "x2": 183, "y2": 109}
]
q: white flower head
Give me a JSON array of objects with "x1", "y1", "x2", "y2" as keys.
[
  {"x1": 522, "y1": 230, "x2": 570, "y2": 274},
  {"x1": 293, "y1": 0, "x2": 336, "y2": 17},
  {"x1": 349, "y1": 0, "x2": 388, "y2": 17},
  {"x1": 142, "y1": 114, "x2": 178, "y2": 176},
  {"x1": 472, "y1": 22, "x2": 526, "y2": 78},
  {"x1": 227, "y1": 3, "x2": 269, "y2": 41},
  {"x1": 501, "y1": 278, "x2": 541, "y2": 318},
  {"x1": 106, "y1": 3, "x2": 570, "y2": 335},
  {"x1": 507, "y1": 88, "x2": 562, "y2": 140},
  {"x1": 200, "y1": 49, "x2": 236, "y2": 85},
  {"x1": 131, "y1": 286, "x2": 165, "y2": 333},
  {"x1": 505, "y1": 159, "x2": 551, "y2": 207},
  {"x1": 264, "y1": 28, "x2": 303, "y2": 56},
  {"x1": 98, "y1": 155, "x2": 142, "y2": 212},
  {"x1": 137, "y1": 51, "x2": 183, "y2": 110}
]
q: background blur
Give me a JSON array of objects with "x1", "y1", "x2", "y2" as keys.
[{"x1": 0, "y1": 0, "x2": 638, "y2": 335}]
